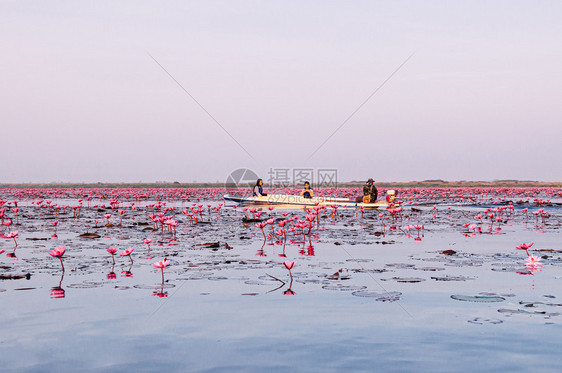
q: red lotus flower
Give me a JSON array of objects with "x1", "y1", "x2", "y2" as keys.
[
  {"x1": 120, "y1": 247, "x2": 134, "y2": 263},
  {"x1": 49, "y1": 246, "x2": 66, "y2": 271},
  {"x1": 49, "y1": 246, "x2": 65, "y2": 258},
  {"x1": 516, "y1": 242, "x2": 534, "y2": 256},
  {"x1": 120, "y1": 247, "x2": 134, "y2": 256},
  {"x1": 152, "y1": 258, "x2": 170, "y2": 272},
  {"x1": 283, "y1": 261, "x2": 295, "y2": 270},
  {"x1": 153, "y1": 257, "x2": 170, "y2": 283}
]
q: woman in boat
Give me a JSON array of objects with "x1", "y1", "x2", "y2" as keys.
[
  {"x1": 252, "y1": 179, "x2": 267, "y2": 197},
  {"x1": 299, "y1": 181, "x2": 314, "y2": 199}
]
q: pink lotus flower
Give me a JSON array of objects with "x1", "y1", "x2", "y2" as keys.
[
  {"x1": 49, "y1": 246, "x2": 66, "y2": 271},
  {"x1": 120, "y1": 247, "x2": 134, "y2": 263},
  {"x1": 49, "y1": 246, "x2": 65, "y2": 258},
  {"x1": 7, "y1": 230, "x2": 18, "y2": 247},
  {"x1": 107, "y1": 246, "x2": 117, "y2": 264},
  {"x1": 120, "y1": 247, "x2": 134, "y2": 256},
  {"x1": 516, "y1": 242, "x2": 534, "y2": 256},
  {"x1": 153, "y1": 257, "x2": 170, "y2": 283},
  {"x1": 282, "y1": 261, "x2": 296, "y2": 293},
  {"x1": 152, "y1": 258, "x2": 170, "y2": 272},
  {"x1": 517, "y1": 242, "x2": 534, "y2": 250},
  {"x1": 255, "y1": 221, "x2": 267, "y2": 240},
  {"x1": 283, "y1": 261, "x2": 295, "y2": 270}
]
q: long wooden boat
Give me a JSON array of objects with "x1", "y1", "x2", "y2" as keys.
[{"x1": 223, "y1": 194, "x2": 389, "y2": 209}]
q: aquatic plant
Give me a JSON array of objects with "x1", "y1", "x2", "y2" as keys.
[
  {"x1": 143, "y1": 238, "x2": 152, "y2": 251},
  {"x1": 516, "y1": 242, "x2": 534, "y2": 256},
  {"x1": 12, "y1": 208, "x2": 19, "y2": 224},
  {"x1": 255, "y1": 221, "x2": 267, "y2": 241},
  {"x1": 107, "y1": 247, "x2": 117, "y2": 264},
  {"x1": 49, "y1": 246, "x2": 66, "y2": 272},
  {"x1": 51, "y1": 221, "x2": 58, "y2": 237},
  {"x1": 120, "y1": 247, "x2": 135, "y2": 263},
  {"x1": 283, "y1": 260, "x2": 295, "y2": 275},
  {"x1": 118, "y1": 210, "x2": 125, "y2": 226},
  {"x1": 7, "y1": 230, "x2": 18, "y2": 247},
  {"x1": 153, "y1": 257, "x2": 170, "y2": 283}
]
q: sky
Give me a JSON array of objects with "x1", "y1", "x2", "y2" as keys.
[{"x1": 1, "y1": 1, "x2": 561, "y2": 183}]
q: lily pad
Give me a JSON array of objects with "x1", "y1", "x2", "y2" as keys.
[{"x1": 451, "y1": 295, "x2": 505, "y2": 302}]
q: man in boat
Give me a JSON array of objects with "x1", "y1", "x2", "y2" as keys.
[
  {"x1": 356, "y1": 178, "x2": 378, "y2": 203},
  {"x1": 299, "y1": 181, "x2": 314, "y2": 199},
  {"x1": 252, "y1": 179, "x2": 268, "y2": 197}
]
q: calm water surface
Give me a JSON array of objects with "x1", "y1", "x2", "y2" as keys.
[{"x1": 1, "y1": 200, "x2": 561, "y2": 372}]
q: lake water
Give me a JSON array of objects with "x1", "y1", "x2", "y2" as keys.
[{"x1": 1, "y1": 189, "x2": 561, "y2": 372}]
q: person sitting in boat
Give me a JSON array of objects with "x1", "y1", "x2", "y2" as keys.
[
  {"x1": 361, "y1": 178, "x2": 378, "y2": 203},
  {"x1": 252, "y1": 179, "x2": 267, "y2": 197},
  {"x1": 386, "y1": 190, "x2": 397, "y2": 203},
  {"x1": 355, "y1": 178, "x2": 378, "y2": 203},
  {"x1": 299, "y1": 181, "x2": 314, "y2": 199}
]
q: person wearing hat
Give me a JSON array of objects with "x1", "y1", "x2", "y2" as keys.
[{"x1": 356, "y1": 178, "x2": 378, "y2": 203}]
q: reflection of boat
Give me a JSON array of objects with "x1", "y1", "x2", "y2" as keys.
[{"x1": 223, "y1": 194, "x2": 389, "y2": 209}]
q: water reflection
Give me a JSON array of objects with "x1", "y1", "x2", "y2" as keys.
[
  {"x1": 283, "y1": 282, "x2": 296, "y2": 295},
  {"x1": 107, "y1": 264, "x2": 116, "y2": 280},
  {"x1": 152, "y1": 284, "x2": 168, "y2": 298},
  {"x1": 50, "y1": 272, "x2": 65, "y2": 299},
  {"x1": 121, "y1": 264, "x2": 133, "y2": 278},
  {"x1": 278, "y1": 241, "x2": 287, "y2": 258},
  {"x1": 256, "y1": 241, "x2": 266, "y2": 257}
]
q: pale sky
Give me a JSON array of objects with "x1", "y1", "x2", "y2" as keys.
[{"x1": 1, "y1": 1, "x2": 561, "y2": 183}]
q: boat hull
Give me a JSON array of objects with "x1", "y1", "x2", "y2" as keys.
[{"x1": 223, "y1": 194, "x2": 388, "y2": 209}]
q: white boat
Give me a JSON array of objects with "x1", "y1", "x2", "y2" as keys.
[{"x1": 223, "y1": 194, "x2": 389, "y2": 209}]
